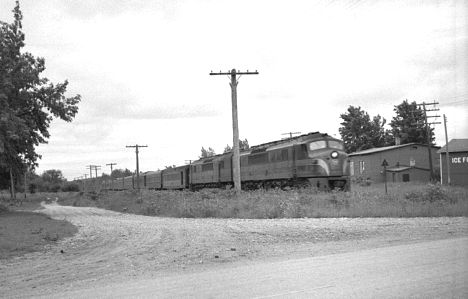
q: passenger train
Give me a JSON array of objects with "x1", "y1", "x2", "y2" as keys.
[{"x1": 88, "y1": 132, "x2": 350, "y2": 191}]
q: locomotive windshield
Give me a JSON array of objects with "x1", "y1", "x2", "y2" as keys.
[
  {"x1": 308, "y1": 140, "x2": 326, "y2": 151},
  {"x1": 328, "y1": 140, "x2": 344, "y2": 150}
]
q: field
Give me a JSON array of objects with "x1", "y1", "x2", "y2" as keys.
[{"x1": 60, "y1": 182, "x2": 468, "y2": 218}]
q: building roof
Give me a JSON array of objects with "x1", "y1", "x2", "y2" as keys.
[
  {"x1": 348, "y1": 143, "x2": 440, "y2": 157},
  {"x1": 437, "y1": 139, "x2": 468, "y2": 154},
  {"x1": 386, "y1": 166, "x2": 412, "y2": 172}
]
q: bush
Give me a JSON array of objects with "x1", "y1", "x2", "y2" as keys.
[
  {"x1": 61, "y1": 182, "x2": 80, "y2": 192},
  {"x1": 405, "y1": 183, "x2": 452, "y2": 203}
]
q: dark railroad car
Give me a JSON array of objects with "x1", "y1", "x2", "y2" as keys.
[
  {"x1": 190, "y1": 158, "x2": 217, "y2": 188},
  {"x1": 162, "y1": 165, "x2": 189, "y2": 190},
  {"x1": 143, "y1": 171, "x2": 162, "y2": 189},
  {"x1": 83, "y1": 131, "x2": 349, "y2": 192},
  {"x1": 189, "y1": 132, "x2": 350, "y2": 190},
  {"x1": 122, "y1": 175, "x2": 135, "y2": 190}
]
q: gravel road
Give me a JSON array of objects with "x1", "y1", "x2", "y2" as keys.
[{"x1": 1, "y1": 202, "x2": 467, "y2": 298}]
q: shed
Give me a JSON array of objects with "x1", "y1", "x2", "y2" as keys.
[
  {"x1": 348, "y1": 143, "x2": 440, "y2": 184},
  {"x1": 437, "y1": 139, "x2": 468, "y2": 186}
]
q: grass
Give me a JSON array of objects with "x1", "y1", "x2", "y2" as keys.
[
  {"x1": 58, "y1": 182, "x2": 468, "y2": 218},
  {"x1": 0, "y1": 208, "x2": 78, "y2": 259}
]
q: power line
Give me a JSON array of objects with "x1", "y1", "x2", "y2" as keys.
[{"x1": 439, "y1": 100, "x2": 468, "y2": 106}]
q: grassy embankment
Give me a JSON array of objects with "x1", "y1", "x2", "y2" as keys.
[
  {"x1": 0, "y1": 194, "x2": 78, "y2": 259},
  {"x1": 60, "y1": 183, "x2": 468, "y2": 218}
]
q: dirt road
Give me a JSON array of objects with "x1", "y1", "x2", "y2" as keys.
[
  {"x1": 1, "y1": 202, "x2": 467, "y2": 298},
  {"x1": 49, "y1": 237, "x2": 468, "y2": 298}
]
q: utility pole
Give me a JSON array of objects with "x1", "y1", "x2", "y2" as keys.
[
  {"x1": 443, "y1": 114, "x2": 451, "y2": 185},
  {"x1": 417, "y1": 101, "x2": 440, "y2": 182},
  {"x1": 83, "y1": 174, "x2": 88, "y2": 192},
  {"x1": 126, "y1": 144, "x2": 148, "y2": 191},
  {"x1": 282, "y1": 132, "x2": 301, "y2": 140},
  {"x1": 185, "y1": 160, "x2": 193, "y2": 189},
  {"x1": 86, "y1": 165, "x2": 94, "y2": 178},
  {"x1": 106, "y1": 163, "x2": 117, "y2": 190},
  {"x1": 93, "y1": 165, "x2": 101, "y2": 178},
  {"x1": 106, "y1": 163, "x2": 117, "y2": 175},
  {"x1": 210, "y1": 68, "x2": 259, "y2": 192}
]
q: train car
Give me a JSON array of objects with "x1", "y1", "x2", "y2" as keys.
[
  {"x1": 161, "y1": 165, "x2": 189, "y2": 190},
  {"x1": 240, "y1": 132, "x2": 349, "y2": 190},
  {"x1": 83, "y1": 131, "x2": 349, "y2": 193},
  {"x1": 142, "y1": 171, "x2": 162, "y2": 190},
  {"x1": 122, "y1": 174, "x2": 135, "y2": 190},
  {"x1": 189, "y1": 132, "x2": 350, "y2": 190}
]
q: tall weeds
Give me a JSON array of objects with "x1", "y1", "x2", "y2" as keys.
[{"x1": 67, "y1": 183, "x2": 468, "y2": 219}]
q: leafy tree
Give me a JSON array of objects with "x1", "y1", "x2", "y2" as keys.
[
  {"x1": 200, "y1": 147, "x2": 216, "y2": 158},
  {"x1": 389, "y1": 100, "x2": 433, "y2": 145},
  {"x1": 223, "y1": 145, "x2": 231, "y2": 153},
  {"x1": 223, "y1": 138, "x2": 250, "y2": 153},
  {"x1": 61, "y1": 181, "x2": 80, "y2": 192},
  {"x1": 0, "y1": 2, "x2": 81, "y2": 199},
  {"x1": 111, "y1": 168, "x2": 133, "y2": 178},
  {"x1": 339, "y1": 106, "x2": 390, "y2": 153},
  {"x1": 41, "y1": 169, "x2": 65, "y2": 184}
]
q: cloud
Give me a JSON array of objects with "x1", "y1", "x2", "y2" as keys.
[{"x1": 55, "y1": 0, "x2": 183, "y2": 20}]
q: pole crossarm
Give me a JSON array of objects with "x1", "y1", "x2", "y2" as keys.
[
  {"x1": 210, "y1": 70, "x2": 259, "y2": 75},
  {"x1": 282, "y1": 132, "x2": 301, "y2": 139}
]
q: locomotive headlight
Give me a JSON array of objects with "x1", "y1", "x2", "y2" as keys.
[{"x1": 331, "y1": 151, "x2": 339, "y2": 159}]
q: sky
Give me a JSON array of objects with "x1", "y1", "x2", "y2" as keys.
[{"x1": 1, "y1": 0, "x2": 467, "y2": 180}]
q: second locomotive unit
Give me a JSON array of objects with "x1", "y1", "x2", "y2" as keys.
[{"x1": 106, "y1": 132, "x2": 350, "y2": 191}]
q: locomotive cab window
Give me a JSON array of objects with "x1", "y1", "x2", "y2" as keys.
[
  {"x1": 328, "y1": 140, "x2": 344, "y2": 150},
  {"x1": 308, "y1": 140, "x2": 326, "y2": 151}
]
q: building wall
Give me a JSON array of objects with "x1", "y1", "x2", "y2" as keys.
[
  {"x1": 350, "y1": 145, "x2": 439, "y2": 183},
  {"x1": 439, "y1": 152, "x2": 468, "y2": 186},
  {"x1": 387, "y1": 168, "x2": 430, "y2": 183}
]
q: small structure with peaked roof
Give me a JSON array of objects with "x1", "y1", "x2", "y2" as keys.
[
  {"x1": 348, "y1": 143, "x2": 440, "y2": 184},
  {"x1": 437, "y1": 139, "x2": 468, "y2": 186}
]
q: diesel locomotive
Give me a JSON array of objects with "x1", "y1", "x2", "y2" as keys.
[{"x1": 97, "y1": 132, "x2": 350, "y2": 191}]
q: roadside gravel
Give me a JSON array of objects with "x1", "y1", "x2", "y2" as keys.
[{"x1": 1, "y1": 202, "x2": 466, "y2": 298}]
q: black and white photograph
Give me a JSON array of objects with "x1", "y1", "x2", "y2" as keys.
[{"x1": 1, "y1": 0, "x2": 467, "y2": 297}]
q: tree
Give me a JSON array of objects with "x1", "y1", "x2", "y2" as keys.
[
  {"x1": 0, "y1": 2, "x2": 81, "y2": 199},
  {"x1": 223, "y1": 138, "x2": 250, "y2": 153},
  {"x1": 200, "y1": 147, "x2": 216, "y2": 158},
  {"x1": 389, "y1": 100, "x2": 433, "y2": 145},
  {"x1": 111, "y1": 168, "x2": 133, "y2": 178},
  {"x1": 339, "y1": 106, "x2": 390, "y2": 153},
  {"x1": 41, "y1": 169, "x2": 65, "y2": 184}
]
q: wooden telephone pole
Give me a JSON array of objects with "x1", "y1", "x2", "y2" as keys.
[
  {"x1": 443, "y1": 114, "x2": 451, "y2": 185},
  {"x1": 126, "y1": 145, "x2": 148, "y2": 191},
  {"x1": 417, "y1": 101, "x2": 440, "y2": 181},
  {"x1": 210, "y1": 69, "x2": 258, "y2": 192},
  {"x1": 106, "y1": 163, "x2": 117, "y2": 190},
  {"x1": 93, "y1": 165, "x2": 101, "y2": 178}
]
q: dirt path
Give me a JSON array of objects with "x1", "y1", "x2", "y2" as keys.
[{"x1": 1, "y1": 202, "x2": 467, "y2": 298}]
